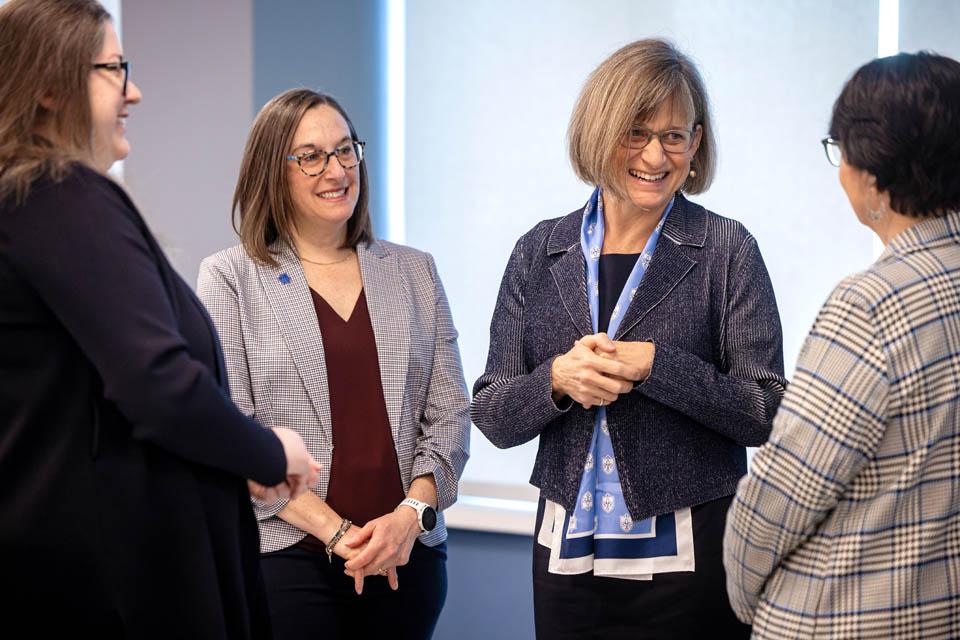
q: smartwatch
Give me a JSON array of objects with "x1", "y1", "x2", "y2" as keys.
[{"x1": 399, "y1": 497, "x2": 437, "y2": 533}]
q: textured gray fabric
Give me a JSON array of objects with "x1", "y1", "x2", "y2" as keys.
[
  {"x1": 197, "y1": 239, "x2": 470, "y2": 553},
  {"x1": 472, "y1": 193, "x2": 787, "y2": 520}
]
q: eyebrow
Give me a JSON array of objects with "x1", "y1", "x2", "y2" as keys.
[{"x1": 291, "y1": 136, "x2": 352, "y2": 153}]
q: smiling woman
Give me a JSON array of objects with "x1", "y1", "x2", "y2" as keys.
[
  {"x1": 471, "y1": 38, "x2": 786, "y2": 639},
  {"x1": 0, "y1": 0, "x2": 319, "y2": 637},
  {"x1": 197, "y1": 88, "x2": 471, "y2": 640}
]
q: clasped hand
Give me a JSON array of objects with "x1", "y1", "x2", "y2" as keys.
[
  {"x1": 247, "y1": 427, "x2": 321, "y2": 503},
  {"x1": 337, "y1": 507, "x2": 422, "y2": 594},
  {"x1": 550, "y1": 332, "x2": 654, "y2": 409}
]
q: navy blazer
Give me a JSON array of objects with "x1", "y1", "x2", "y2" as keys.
[
  {"x1": 0, "y1": 165, "x2": 285, "y2": 638},
  {"x1": 472, "y1": 193, "x2": 787, "y2": 520}
]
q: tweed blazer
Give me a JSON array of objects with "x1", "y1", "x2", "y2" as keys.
[
  {"x1": 724, "y1": 211, "x2": 960, "y2": 639},
  {"x1": 198, "y1": 239, "x2": 470, "y2": 552},
  {"x1": 472, "y1": 192, "x2": 787, "y2": 521}
]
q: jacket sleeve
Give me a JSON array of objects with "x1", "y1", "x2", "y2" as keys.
[
  {"x1": 409, "y1": 254, "x2": 471, "y2": 511},
  {"x1": 471, "y1": 232, "x2": 572, "y2": 449},
  {"x1": 197, "y1": 254, "x2": 290, "y2": 519},
  {"x1": 637, "y1": 234, "x2": 787, "y2": 446},
  {"x1": 722, "y1": 284, "x2": 889, "y2": 623},
  {"x1": 0, "y1": 172, "x2": 285, "y2": 486}
]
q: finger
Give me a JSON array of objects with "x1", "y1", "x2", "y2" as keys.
[
  {"x1": 387, "y1": 567, "x2": 399, "y2": 591},
  {"x1": 578, "y1": 332, "x2": 616, "y2": 353},
  {"x1": 353, "y1": 570, "x2": 364, "y2": 595},
  {"x1": 589, "y1": 357, "x2": 642, "y2": 383},
  {"x1": 342, "y1": 525, "x2": 375, "y2": 549},
  {"x1": 344, "y1": 539, "x2": 382, "y2": 571},
  {"x1": 272, "y1": 483, "x2": 291, "y2": 501}
]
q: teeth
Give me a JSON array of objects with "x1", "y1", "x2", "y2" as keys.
[
  {"x1": 629, "y1": 169, "x2": 667, "y2": 182},
  {"x1": 319, "y1": 189, "x2": 346, "y2": 199}
]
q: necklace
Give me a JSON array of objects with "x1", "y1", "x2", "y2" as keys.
[{"x1": 297, "y1": 251, "x2": 354, "y2": 266}]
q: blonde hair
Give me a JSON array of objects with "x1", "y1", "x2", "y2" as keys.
[
  {"x1": 568, "y1": 38, "x2": 716, "y2": 200},
  {"x1": 234, "y1": 89, "x2": 373, "y2": 266},
  {"x1": 0, "y1": 0, "x2": 110, "y2": 205}
]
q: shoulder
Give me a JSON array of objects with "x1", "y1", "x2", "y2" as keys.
[
  {"x1": 8, "y1": 163, "x2": 131, "y2": 217},
  {"x1": 368, "y1": 239, "x2": 442, "y2": 286},
  {"x1": 199, "y1": 244, "x2": 257, "y2": 285}
]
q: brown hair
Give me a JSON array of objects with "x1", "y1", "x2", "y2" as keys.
[
  {"x1": 234, "y1": 89, "x2": 374, "y2": 265},
  {"x1": 0, "y1": 0, "x2": 110, "y2": 205},
  {"x1": 568, "y1": 38, "x2": 717, "y2": 200}
]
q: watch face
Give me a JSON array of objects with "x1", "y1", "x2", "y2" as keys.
[{"x1": 421, "y1": 506, "x2": 438, "y2": 532}]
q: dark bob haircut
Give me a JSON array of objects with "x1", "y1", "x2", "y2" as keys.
[{"x1": 829, "y1": 51, "x2": 960, "y2": 218}]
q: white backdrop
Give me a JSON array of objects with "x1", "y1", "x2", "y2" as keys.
[{"x1": 405, "y1": 1, "x2": 880, "y2": 517}]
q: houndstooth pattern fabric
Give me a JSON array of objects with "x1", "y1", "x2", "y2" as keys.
[
  {"x1": 724, "y1": 211, "x2": 960, "y2": 639},
  {"x1": 197, "y1": 239, "x2": 470, "y2": 552}
]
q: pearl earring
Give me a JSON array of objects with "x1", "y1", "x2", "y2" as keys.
[{"x1": 688, "y1": 168, "x2": 697, "y2": 178}]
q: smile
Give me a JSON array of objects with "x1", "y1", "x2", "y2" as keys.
[
  {"x1": 628, "y1": 169, "x2": 668, "y2": 183},
  {"x1": 318, "y1": 188, "x2": 347, "y2": 200}
]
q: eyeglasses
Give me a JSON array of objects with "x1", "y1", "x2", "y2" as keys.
[
  {"x1": 286, "y1": 140, "x2": 365, "y2": 176},
  {"x1": 92, "y1": 59, "x2": 130, "y2": 96},
  {"x1": 622, "y1": 125, "x2": 697, "y2": 153},
  {"x1": 821, "y1": 137, "x2": 842, "y2": 167}
]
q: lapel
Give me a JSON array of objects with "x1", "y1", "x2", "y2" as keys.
[
  {"x1": 258, "y1": 241, "x2": 333, "y2": 445},
  {"x1": 358, "y1": 240, "x2": 410, "y2": 444},
  {"x1": 548, "y1": 209, "x2": 593, "y2": 336},
  {"x1": 546, "y1": 194, "x2": 707, "y2": 340},
  {"x1": 613, "y1": 194, "x2": 704, "y2": 339}
]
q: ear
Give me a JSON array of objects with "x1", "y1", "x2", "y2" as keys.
[
  {"x1": 38, "y1": 91, "x2": 57, "y2": 112},
  {"x1": 689, "y1": 123, "x2": 703, "y2": 157}
]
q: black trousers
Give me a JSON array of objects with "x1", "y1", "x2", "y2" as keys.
[
  {"x1": 260, "y1": 540, "x2": 447, "y2": 640},
  {"x1": 532, "y1": 495, "x2": 751, "y2": 640}
]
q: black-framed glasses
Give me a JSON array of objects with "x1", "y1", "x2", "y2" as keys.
[
  {"x1": 92, "y1": 59, "x2": 130, "y2": 96},
  {"x1": 286, "y1": 140, "x2": 365, "y2": 176},
  {"x1": 822, "y1": 137, "x2": 842, "y2": 167},
  {"x1": 622, "y1": 125, "x2": 697, "y2": 153}
]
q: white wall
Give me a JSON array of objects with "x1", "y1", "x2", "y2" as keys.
[
  {"x1": 122, "y1": 0, "x2": 253, "y2": 282},
  {"x1": 406, "y1": 0, "x2": 879, "y2": 498}
]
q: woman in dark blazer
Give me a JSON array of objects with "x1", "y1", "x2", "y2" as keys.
[
  {"x1": 472, "y1": 38, "x2": 787, "y2": 639},
  {"x1": 197, "y1": 88, "x2": 470, "y2": 640},
  {"x1": 0, "y1": 1, "x2": 317, "y2": 637}
]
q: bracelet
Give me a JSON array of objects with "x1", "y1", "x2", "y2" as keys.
[{"x1": 325, "y1": 518, "x2": 352, "y2": 563}]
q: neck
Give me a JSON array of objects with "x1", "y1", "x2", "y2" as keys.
[
  {"x1": 873, "y1": 210, "x2": 922, "y2": 246},
  {"x1": 600, "y1": 191, "x2": 670, "y2": 253},
  {"x1": 290, "y1": 217, "x2": 350, "y2": 259}
]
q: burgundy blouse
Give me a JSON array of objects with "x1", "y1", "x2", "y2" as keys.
[{"x1": 300, "y1": 288, "x2": 405, "y2": 551}]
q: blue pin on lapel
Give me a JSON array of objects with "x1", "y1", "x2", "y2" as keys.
[{"x1": 278, "y1": 273, "x2": 291, "y2": 285}]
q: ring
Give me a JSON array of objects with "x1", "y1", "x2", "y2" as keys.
[
  {"x1": 599, "y1": 399, "x2": 605, "y2": 407},
  {"x1": 377, "y1": 567, "x2": 387, "y2": 576}
]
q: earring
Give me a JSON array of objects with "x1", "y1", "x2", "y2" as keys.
[
  {"x1": 688, "y1": 167, "x2": 697, "y2": 178},
  {"x1": 867, "y1": 192, "x2": 887, "y2": 222}
]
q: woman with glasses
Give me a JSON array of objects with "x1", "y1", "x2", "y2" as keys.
[
  {"x1": 0, "y1": 1, "x2": 320, "y2": 637},
  {"x1": 724, "y1": 52, "x2": 960, "y2": 639},
  {"x1": 472, "y1": 38, "x2": 786, "y2": 638},
  {"x1": 197, "y1": 88, "x2": 470, "y2": 640}
]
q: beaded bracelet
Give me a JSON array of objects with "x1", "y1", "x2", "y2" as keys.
[{"x1": 325, "y1": 518, "x2": 352, "y2": 563}]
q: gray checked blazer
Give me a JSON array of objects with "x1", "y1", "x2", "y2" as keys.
[{"x1": 197, "y1": 239, "x2": 470, "y2": 552}]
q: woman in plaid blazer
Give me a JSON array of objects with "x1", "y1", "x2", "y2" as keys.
[
  {"x1": 724, "y1": 52, "x2": 960, "y2": 639},
  {"x1": 197, "y1": 89, "x2": 470, "y2": 640}
]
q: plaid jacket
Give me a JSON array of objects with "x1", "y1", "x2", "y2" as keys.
[
  {"x1": 724, "y1": 211, "x2": 960, "y2": 639},
  {"x1": 197, "y1": 240, "x2": 470, "y2": 552}
]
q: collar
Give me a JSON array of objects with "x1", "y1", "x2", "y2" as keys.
[
  {"x1": 547, "y1": 191, "x2": 707, "y2": 255},
  {"x1": 880, "y1": 210, "x2": 960, "y2": 260}
]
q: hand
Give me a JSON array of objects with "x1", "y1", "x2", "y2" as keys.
[
  {"x1": 595, "y1": 340, "x2": 655, "y2": 383},
  {"x1": 551, "y1": 333, "x2": 642, "y2": 409},
  {"x1": 341, "y1": 508, "x2": 421, "y2": 594},
  {"x1": 247, "y1": 479, "x2": 288, "y2": 503},
  {"x1": 271, "y1": 427, "x2": 321, "y2": 500}
]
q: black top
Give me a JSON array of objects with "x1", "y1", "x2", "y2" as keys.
[
  {"x1": 472, "y1": 193, "x2": 787, "y2": 521},
  {"x1": 598, "y1": 253, "x2": 641, "y2": 333},
  {"x1": 0, "y1": 165, "x2": 285, "y2": 638}
]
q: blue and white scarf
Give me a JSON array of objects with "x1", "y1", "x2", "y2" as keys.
[{"x1": 539, "y1": 187, "x2": 694, "y2": 580}]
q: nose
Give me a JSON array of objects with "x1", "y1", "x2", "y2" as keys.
[
  {"x1": 640, "y1": 135, "x2": 667, "y2": 165},
  {"x1": 324, "y1": 153, "x2": 347, "y2": 179},
  {"x1": 125, "y1": 79, "x2": 143, "y2": 105}
]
